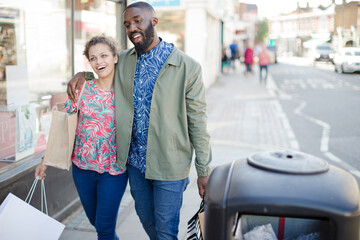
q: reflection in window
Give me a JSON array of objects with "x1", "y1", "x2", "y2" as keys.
[
  {"x1": 0, "y1": 0, "x2": 117, "y2": 166},
  {"x1": 156, "y1": 10, "x2": 185, "y2": 51},
  {"x1": 0, "y1": 10, "x2": 18, "y2": 106},
  {"x1": 73, "y1": 0, "x2": 117, "y2": 74}
]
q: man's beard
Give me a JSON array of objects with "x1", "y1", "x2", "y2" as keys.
[{"x1": 133, "y1": 20, "x2": 155, "y2": 53}]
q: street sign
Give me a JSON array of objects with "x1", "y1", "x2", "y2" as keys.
[{"x1": 130, "y1": 0, "x2": 181, "y2": 7}]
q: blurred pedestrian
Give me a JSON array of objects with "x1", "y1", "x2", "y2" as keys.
[
  {"x1": 229, "y1": 40, "x2": 240, "y2": 69},
  {"x1": 36, "y1": 35, "x2": 128, "y2": 240},
  {"x1": 221, "y1": 47, "x2": 230, "y2": 73},
  {"x1": 258, "y1": 44, "x2": 270, "y2": 85},
  {"x1": 253, "y1": 42, "x2": 262, "y2": 57},
  {"x1": 244, "y1": 44, "x2": 254, "y2": 75},
  {"x1": 66, "y1": 2, "x2": 212, "y2": 240}
]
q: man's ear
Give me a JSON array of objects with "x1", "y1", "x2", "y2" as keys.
[
  {"x1": 114, "y1": 55, "x2": 118, "y2": 64},
  {"x1": 152, "y1": 17, "x2": 158, "y2": 27}
]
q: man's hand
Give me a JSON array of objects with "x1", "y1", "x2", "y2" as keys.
[
  {"x1": 197, "y1": 176, "x2": 209, "y2": 198},
  {"x1": 67, "y1": 72, "x2": 85, "y2": 102}
]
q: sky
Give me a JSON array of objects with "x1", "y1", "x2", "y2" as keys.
[{"x1": 241, "y1": 0, "x2": 346, "y2": 18}]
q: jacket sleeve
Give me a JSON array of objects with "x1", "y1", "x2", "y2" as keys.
[{"x1": 185, "y1": 64, "x2": 212, "y2": 177}]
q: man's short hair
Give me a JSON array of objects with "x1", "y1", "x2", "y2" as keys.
[{"x1": 125, "y1": 1, "x2": 156, "y2": 14}]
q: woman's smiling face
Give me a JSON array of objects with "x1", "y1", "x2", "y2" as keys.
[{"x1": 88, "y1": 43, "x2": 118, "y2": 80}]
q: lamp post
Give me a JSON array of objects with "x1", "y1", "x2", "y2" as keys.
[
  {"x1": 337, "y1": 26, "x2": 343, "y2": 49},
  {"x1": 350, "y1": 25, "x2": 359, "y2": 47}
]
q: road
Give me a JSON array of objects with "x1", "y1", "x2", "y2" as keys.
[{"x1": 269, "y1": 57, "x2": 360, "y2": 182}]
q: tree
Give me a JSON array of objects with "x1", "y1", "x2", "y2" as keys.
[{"x1": 256, "y1": 19, "x2": 269, "y2": 43}]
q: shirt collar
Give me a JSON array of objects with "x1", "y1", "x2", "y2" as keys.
[
  {"x1": 130, "y1": 38, "x2": 164, "y2": 57},
  {"x1": 129, "y1": 38, "x2": 180, "y2": 67}
]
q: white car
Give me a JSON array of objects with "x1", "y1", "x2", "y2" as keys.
[{"x1": 333, "y1": 47, "x2": 360, "y2": 73}]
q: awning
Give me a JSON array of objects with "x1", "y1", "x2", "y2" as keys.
[{"x1": 303, "y1": 38, "x2": 330, "y2": 49}]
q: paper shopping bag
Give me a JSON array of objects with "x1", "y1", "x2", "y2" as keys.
[
  {"x1": 43, "y1": 82, "x2": 86, "y2": 170},
  {"x1": 0, "y1": 193, "x2": 65, "y2": 240},
  {"x1": 42, "y1": 108, "x2": 78, "y2": 170},
  {"x1": 187, "y1": 199, "x2": 205, "y2": 240}
]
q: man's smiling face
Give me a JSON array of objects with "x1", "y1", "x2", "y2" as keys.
[{"x1": 123, "y1": 7, "x2": 157, "y2": 53}]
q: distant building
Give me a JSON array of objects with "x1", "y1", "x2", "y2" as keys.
[
  {"x1": 268, "y1": 2, "x2": 335, "y2": 57},
  {"x1": 269, "y1": 0, "x2": 360, "y2": 57},
  {"x1": 334, "y1": 1, "x2": 360, "y2": 48},
  {"x1": 222, "y1": 2, "x2": 258, "y2": 57}
]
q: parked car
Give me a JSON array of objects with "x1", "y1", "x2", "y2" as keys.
[
  {"x1": 333, "y1": 47, "x2": 360, "y2": 73},
  {"x1": 266, "y1": 45, "x2": 277, "y2": 64},
  {"x1": 311, "y1": 44, "x2": 335, "y2": 64}
]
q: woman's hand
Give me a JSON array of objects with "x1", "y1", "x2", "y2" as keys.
[{"x1": 35, "y1": 161, "x2": 48, "y2": 180}]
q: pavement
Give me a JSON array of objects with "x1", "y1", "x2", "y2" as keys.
[{"x1": 59, "y1": 63, "x2": 298, "y2": 240}]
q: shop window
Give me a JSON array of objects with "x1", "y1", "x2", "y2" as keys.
[
  {"x1": 0, "y1": 0, "x2": 117, "y2": 171},
  {"x1": 73, "y1": 0, "x2": 117, "y2": 74},
  {"x1": 156, "y1": 10, "x2": 185, "y2": 51},
  {"x1": 0, "y1": 1, "x2": 70, "y2": 168}
]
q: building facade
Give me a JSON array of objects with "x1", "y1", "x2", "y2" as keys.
[
  {"x1": 269, "y1": 2, "x2": 335, "y2": 57},
  {"x1": 269, "y1": 1, "x2": 360, "y2": 57},
  {"x1": 221, "y1": 2, "x2": 258, "y2": 58},
  {"x1": 334, "y1": 1, "x2": 360, "y2": 48}
]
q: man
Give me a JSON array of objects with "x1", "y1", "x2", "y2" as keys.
[
  {"x1": 229, "y1": 40, "x2": 240, "y2": 69},
  {"x1": 67, "y1": 2, "x2": 211, "y2": 240}
]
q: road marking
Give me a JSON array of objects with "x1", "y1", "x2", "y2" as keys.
[
  {"x1": 294, "y1": 101, "x2": 330, "y2": 152},
  {"x1": 350, "y1": 170, "x2": 360, "y2": 179},
  {"x1": 272, "y1": 73, "x2": 360, "y2": 179},
  {"x1": 294, "y1": 100, "x2": 360, "y2": 179},
  {"x1": 274, "y1": 101, "x2": 300, "y2": 150},
  {"x1": 323, "y1": 151, "x2": 342, "y2": 163},
  {"x1": 324, "y1": 152, "x2": 360, "y2": 178}
]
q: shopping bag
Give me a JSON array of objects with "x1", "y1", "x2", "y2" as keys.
[
  {"x1": 0, "y1": 179, "x2": 65, "y2": 240},
  {"x1": 187, "y1": 199, "x2": 205, "y2": 240},
  {"x1": 43, "y1": 82, "x2": 86, "y2": 170}
]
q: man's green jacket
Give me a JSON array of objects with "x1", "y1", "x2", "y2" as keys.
[{"x1": 114, "y1": 46, "x2": 211, "y2": 180}]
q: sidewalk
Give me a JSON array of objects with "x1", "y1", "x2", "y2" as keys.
[{"x1": 59, "y1": 64, "x2": 297, "y2": 240}]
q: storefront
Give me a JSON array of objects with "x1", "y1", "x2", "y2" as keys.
[{"x1": 0, "y1": 0, "x2": 126, "y2": 220}]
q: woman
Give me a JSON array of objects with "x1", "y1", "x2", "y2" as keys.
[
  {"x1": 258, "y1": 44, "x2": 270, "y2": 85},
  {"x1": 35, "y1": 35, "x2": 127, "y2": 240},
  {"x1": 244, "y1": 44, "x2": 254, "y2": 75}
]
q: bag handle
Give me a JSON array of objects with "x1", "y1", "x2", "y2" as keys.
[{"x1": 25, "y1": 178, "x2": 49, "y2": 215}]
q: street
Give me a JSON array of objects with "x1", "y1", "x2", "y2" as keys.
[{"x1": 270, "y1": 57, "x2": 360, "y2": 183}]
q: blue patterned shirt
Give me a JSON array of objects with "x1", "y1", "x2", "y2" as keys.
[{"x1": 127, "y1": 40, "x2": 174, "y2": 173}]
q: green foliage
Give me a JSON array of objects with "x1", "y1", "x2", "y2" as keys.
[{"x1": 256, "y1": 19, "x2": 269, "y2": 43}]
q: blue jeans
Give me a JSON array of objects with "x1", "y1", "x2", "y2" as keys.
[
  {"x1": 245, "y1": 63, "x2": 252, "y2": 73},
  {"x1": 72, "y1": 164, "x2": 128, "y2": 240},
  {"x1": 127, "y1": 165, "x2": 189, "y2": 240},
  {"x1": 259, "y1": 65, "x2": 268, "y2": 84}
]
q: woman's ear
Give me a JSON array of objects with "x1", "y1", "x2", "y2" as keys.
[{"x1": 114, "y1": 55, "x2": 118, "y2": 64}]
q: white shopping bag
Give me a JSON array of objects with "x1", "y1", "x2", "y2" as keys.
[{"x1": 0, "y1": 182, "x2": 65, "y2": 240}]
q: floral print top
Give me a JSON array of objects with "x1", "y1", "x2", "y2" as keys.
[{"x1": 63, "y1": 80, "x2": 125, "y2": 175}]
